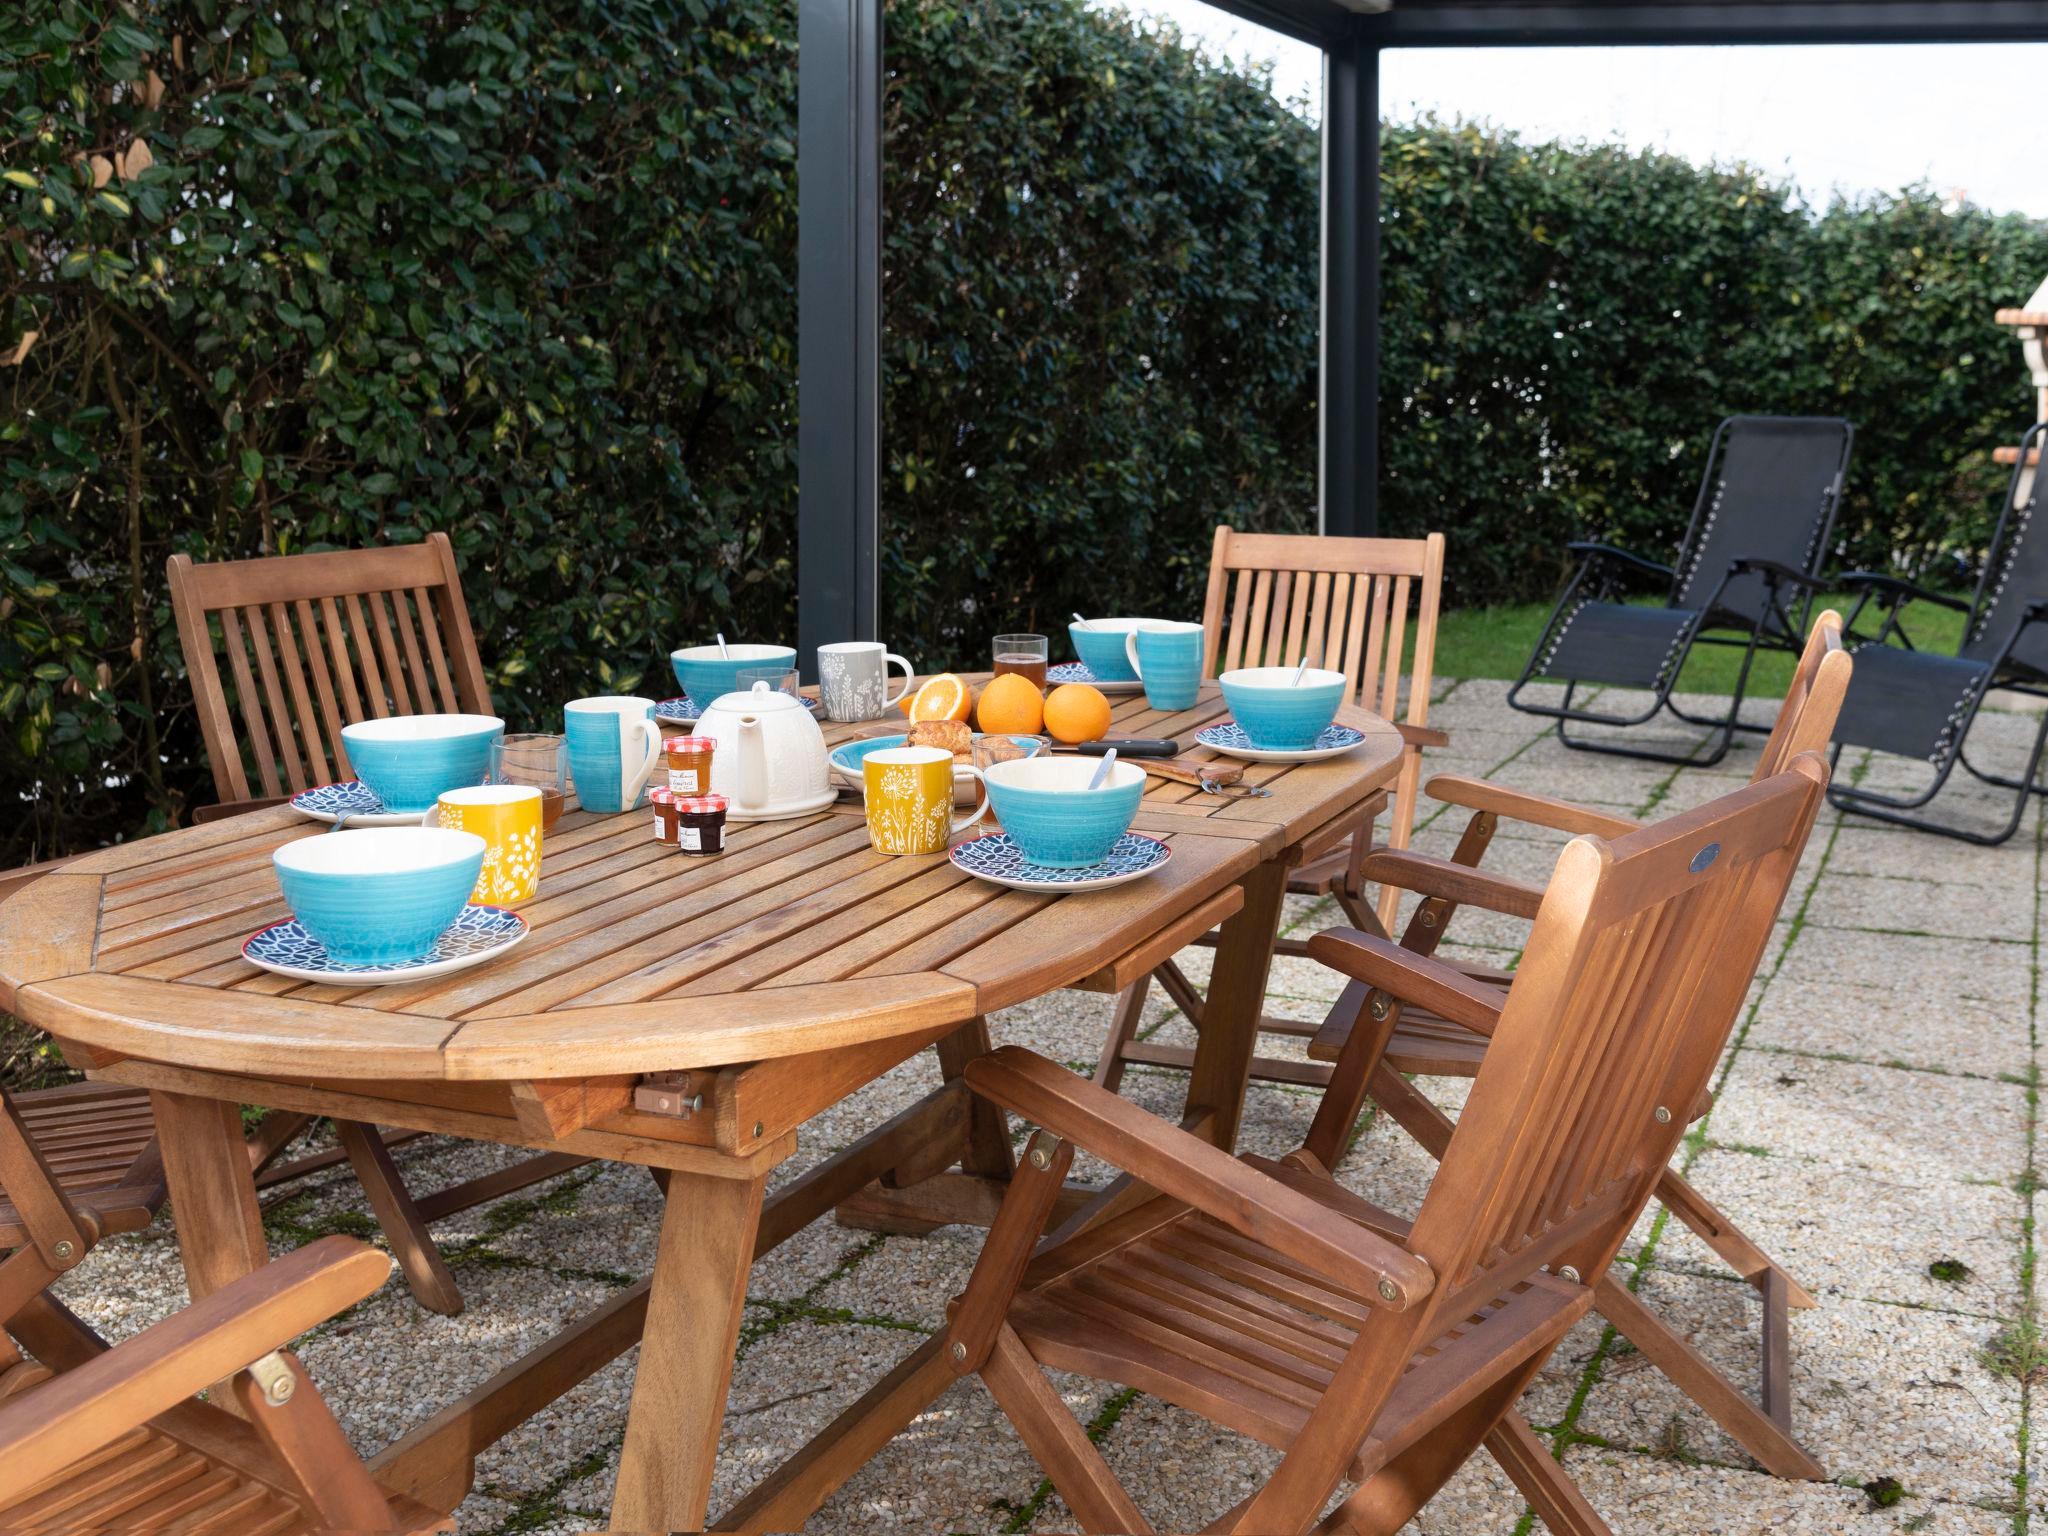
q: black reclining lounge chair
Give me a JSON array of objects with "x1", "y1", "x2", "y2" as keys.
[
  {"x1": 1507, "y1": 414, "x2": 1855, "y2": 766},
  {"x1": 1830, "y1": 422, "x2": 2048, "y2": 845}
]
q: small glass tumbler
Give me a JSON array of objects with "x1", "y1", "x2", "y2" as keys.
[
  {"x1": 491, "y1": 733, "x2": 569, "y2": 831},
  {"x1": 736, "y1": 665, "x2": 804, "y2": 701},
  {"x1": 991, "y1": 633, "x2": 1048, "y2": 690}
]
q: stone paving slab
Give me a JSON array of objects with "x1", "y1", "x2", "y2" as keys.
[{"x1": 36, "y1": 678, "x2": 2046, "y2": 1535}]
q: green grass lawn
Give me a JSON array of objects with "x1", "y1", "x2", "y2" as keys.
[{"x1": 1434, "y1": 594, "x2": 1968, "y2": 697}]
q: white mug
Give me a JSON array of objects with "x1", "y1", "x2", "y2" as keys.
[
  {"x1": 564, "y1": 696, "x2": 661, "y2": 813},
  {"x1": 818, "y1": 641, "x2": 916, "y2": 722}
]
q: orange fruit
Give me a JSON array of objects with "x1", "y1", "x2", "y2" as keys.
[
  {"x1": 906, "y1": 672, "x2": 974, "y2": 723},
  {"x1": 975, "y1": 672, "x2": 1044, "y2": 736},
  {"x1": 1042, "y1": 683, "x2": 1112, "y2": 745}
]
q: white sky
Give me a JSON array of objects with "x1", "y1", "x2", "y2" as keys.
[{"x1": 1094, "y1": 3, "x2": 2047, "y2": 218}]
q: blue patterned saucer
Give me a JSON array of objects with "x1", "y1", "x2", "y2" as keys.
[
  {"x1": 949, "y1": 832, "x2": 1170, "y2": 893},
  {"x1": 655, "y1": 694, "x2": 822, "y2": 724},
  {"x1": 288, "y1": 780, "x2": 423, "y2": 827},
  {"x1": 242, "y1": 905, "x2": 528, "y2": 985},
  {"x1": 1045, "y1": 662, "x2": 1144, "y2": 694},
  {"x1": 1196, "y1": 722, "x2": 1366, "y2": 764}
]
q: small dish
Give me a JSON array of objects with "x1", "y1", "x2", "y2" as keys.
[
  {"x1": 829, "y1": 732, "x2": 1042, "y2": 785},
  {"x1": 242, "y1": 905, "x2": 527, "y2": 985},
  {"x1": 288, "y1": 780, "x2": 423, "y2": 827},
  {"x1": 1045, "y1": 662, "x2": 1145, "y2": 694},
  {"x1": 950, "y1": 832, "x2": 1169, "y2": 892},
  {"x1": 1195, "y1": 722, "x2": 1368, "y2": 763}
]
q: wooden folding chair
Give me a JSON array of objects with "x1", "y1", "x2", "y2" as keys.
[
  {"x1": 44, "y1": 534, "x2": 580, "y2": 1317},
  {"x1": 720, "y1": 758, "x2": 1829, "y2": 1534},
  {"x1": 0, "y1": 1085, "x2": 450, "y2": 1532},
  {"x1": 1299, "y1": 611, "x2": 1852, "y2": 1482},
  {"x1": 1095, "y1": 526, "x2": 1447, "y2": 1092}
]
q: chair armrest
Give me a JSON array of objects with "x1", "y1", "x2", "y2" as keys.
[
  {"x1": 1393, "y1": 721, "x2": 1450, "y2": 751},
  {"x1": 1425, "y1": 773, "x2": 1637, "y2": 839},
  {"x1": 0, "y1": 1237, "x2": 391, "y2": 1496},
  {"x1": 1837, "y1": 571, "x2": 1972, "y2": 613},
  {"x1": 1727, "y1": 557, "x2": 1826, "y2": 589},
  {"x1": 964, "y1": 1048, "x2": 1433, "y2": 1309},
  {"x1": 1306, "y1": 928, "x2": 1508, "y2": 1037},
  {"x1": 1360, "y1": 850, "x2": 1545, "y2": 920},
  {"x1": 1566, "y1": 541, "x2": 1676, "y2": 581},
  {"x1": 193, "y1": 795, "x2": 288, "y2": 825}
]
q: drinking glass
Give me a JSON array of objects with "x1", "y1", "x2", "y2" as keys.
[
  {"x1": 491, "y1": 734, "x2": 569, "y2": 830},
  {"x1": 992, "y1": 633, "x2": 1048, "y2": 689},
  {"x1": 736, "y1": 665, "x2": 804, "y2": 700}
]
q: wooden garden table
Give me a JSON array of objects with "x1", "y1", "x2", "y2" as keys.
[{"x1": 0, "y1": 681, "x2": 1398, "y2": 1532}]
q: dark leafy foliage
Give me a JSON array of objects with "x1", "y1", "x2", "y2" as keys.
[{"x1": 3, "y1": 3, "x2": 2044, "y2": 863}]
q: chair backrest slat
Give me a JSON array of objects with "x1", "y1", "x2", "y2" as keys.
[
  {"x1": 1667, "y1": 416, "x2": 1854, "y2": 624},
  {"x1": 168, "y1": 535, "x2": 491, "y2": 809},
  {"x1": 1405, "y1": 761, "x2": 1825, "y2": 1314},
  {"x1": 1753, "y1": 610, "x2": 1850, "y2": 778}
]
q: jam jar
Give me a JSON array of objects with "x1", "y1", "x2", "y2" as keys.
[
  {"x1": 649, "y1": 787, "x2": 680, "y2": 844},
  {"x1": 676, "y1": 793, "x2": 729, "y2": 856},
  {"x1": 663, "y1": 735, "x2": 716, "y2": 796}
]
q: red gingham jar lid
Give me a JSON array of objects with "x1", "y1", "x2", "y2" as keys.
[
  {"x1": 649, "y1": 787, "x2": 676, "y2": 805},
  {"x1": 663, "y1": 735, "x2": 715, "y2": 754},
  {"x1": 677, "y1": 794, "x2": 728, "y2": 814}
]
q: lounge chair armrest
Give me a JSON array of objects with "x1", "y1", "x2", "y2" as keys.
[
  {"x1": 0, "y1": 1237, "x2": 391, "y2": 1496},
  {"x1": 1566, "y1": 541, "x2": 1676, "y2": 581},
  {"x1": 1393, "y1": 721, "x2": 1450, "y2": 750},
  {"x1": 1837, "y1": 571, "x2": 1972, "y2": 613},
  {"x1": 1426, "y1": 773, "x2": 1638, "y2": 839},
  {"x1": 1360, "y1": 850, "x2": 1545, "y2": 920},
  {"x1": 1726, "y1": 557, "x2": 1826, "y2": 588},
  {"x1": 964, "y1": 1048, "x2": 1433, "y2": 1309},
  {"x1": 1305, "y1": 927, "x2": 1507, "y2": 1037}
]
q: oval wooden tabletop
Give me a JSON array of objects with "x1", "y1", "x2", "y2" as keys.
[{"x1": 0, "y1": 686, "x2": 1400, "y2": 1083}]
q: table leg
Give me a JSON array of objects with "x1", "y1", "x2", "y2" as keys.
[
  {"x1": 1183, "y1": 858, "x2": 1289, "y2": 1151},
  {"x1": 151, "y1": 1090, "x2": 267, "y2": 1299},
  {"x1": 611, "y1": 1166, "x2": 768, "y2": 1531}
]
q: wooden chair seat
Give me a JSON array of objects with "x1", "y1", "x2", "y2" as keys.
[
  {"x1": 0, "y1": 1083, "x2": 165, "y2": 1248},
  {"x1": 1010, "y1": 1200, "x2": 1589, "y2": 1483},
  {"x1": 0, "y1": 1414, "x2": 447, "y2": 1534}
]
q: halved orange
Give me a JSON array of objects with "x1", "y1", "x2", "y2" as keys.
[{"x1": 906, "y1": 672, "x2": 974, "y2": 723}]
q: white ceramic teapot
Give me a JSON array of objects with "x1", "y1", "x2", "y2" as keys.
[{"x1": 694, "y1": 681, "x2": 835, "y2": 820}]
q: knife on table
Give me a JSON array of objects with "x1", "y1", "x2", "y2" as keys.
[{"x1": 1040, "y1": 737, "x2": 1178, "y2": 758}]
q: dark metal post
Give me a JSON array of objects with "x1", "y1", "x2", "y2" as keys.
[
  {"x1": 796, "y1": 0, "x2": 883, "y2": 671},
  {"x1": 1320, "y1": 32, "x2": 1379, "y2": 537}
]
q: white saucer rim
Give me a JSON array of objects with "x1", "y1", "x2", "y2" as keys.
[{"x1": 240, "y1": 907, "x2": 529, "y2": 985}]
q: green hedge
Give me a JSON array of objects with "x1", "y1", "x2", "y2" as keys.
[{"x1": 4, "y1": 0, "x2": 2045, "y2": 862}]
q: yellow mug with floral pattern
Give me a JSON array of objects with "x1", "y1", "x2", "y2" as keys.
[
  {"x1": 863, "y1": 747, "x2": 988, "y2": 855},
  {"x1": 427, "y1": 785, "x2": 544, "y2": 904}
]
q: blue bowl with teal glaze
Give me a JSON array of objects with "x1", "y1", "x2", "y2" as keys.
[
  {"x1": 1067, "y1": 620, "x2": 1152, "y2": 683},
  {"x1": 340, "y1": 713, "x2": 503, "y2": 814},
  {"x1": 272, "y1": 827, "x2": 486, "y2": 965},
  {"x1": 981, "y1": 756, "x2": 1145, "y2": 869},
  {"x1": 1219, "y1": 666, "x2": 1347, "y2": 750},
  {"x1": 670, "y1": 643, "x2": 798, "y2": 708}
]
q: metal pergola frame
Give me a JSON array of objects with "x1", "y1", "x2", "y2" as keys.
[{"x1": 795, "y1": 0, "x2": 2048, "y2": 659}]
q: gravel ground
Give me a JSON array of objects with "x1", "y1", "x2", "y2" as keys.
[{"x1": 47, "y1": 677, "x2": 2047, "y2": 1534}]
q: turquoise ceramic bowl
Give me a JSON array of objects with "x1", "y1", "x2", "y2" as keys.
[
  {"x1": 670, "y1": 643, "x2": 798, "y2": 706},
  {"x1": 1068, "y1": 620, "x2": 1151, "y2": 683},
  {"x1": 273, "y1": 827, "x2": 486, "y2": 965},
  {"x1": 981, "y1": 756, "x2": 1145, "y2": 869},
  {"x1": 829, "y1": 733, "x2": 1042, "y2": 785},
  {"x1": 340, "y1": 713, "x2": 502, "y2": 814},
  {"x1": 1219, "y1": 667, "x2": 1347, "y2": 750}
]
